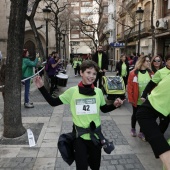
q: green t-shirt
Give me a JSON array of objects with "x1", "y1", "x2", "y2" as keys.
[
  {"x1": 98, "y1": 53, "x2": 102, "y2": 69},
  {"x1": 152, "y1": 67, "x2": 170, "y2": 84},
  {"x1": 59, "y1": 86, "x2": 106, "y2": 140},
  {"x1": 148, "y1": 74, "x2": 170, "y2": 116},
  {"x1": 73, "y1": 60, "x2": 78, "y2": 68},
  {"x1": 121, "y1": 62, "x2": 127, "y2": 77},
  {"x1": 137, "y1": 71, "x2": 151, "y2": 105}
]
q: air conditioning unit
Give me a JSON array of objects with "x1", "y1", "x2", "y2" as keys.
[{"x1": 155, "y1": 18, "x2": 168, "y2": 30}]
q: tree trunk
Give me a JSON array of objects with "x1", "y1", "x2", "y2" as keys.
[
  {"x1": 3, "y1": 0, "x2": 28, "y2": 138},
  {"x1": 29, "y1": 19, "x2": 45, "y2": 60}
]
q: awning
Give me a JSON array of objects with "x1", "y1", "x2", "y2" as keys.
[{"x1": 155, "y1": 32, "x2": 170, "y2": 38}]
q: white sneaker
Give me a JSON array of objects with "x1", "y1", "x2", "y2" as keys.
[{"x1": 24, "y1": 103, "x2": 34, "y2": 108}]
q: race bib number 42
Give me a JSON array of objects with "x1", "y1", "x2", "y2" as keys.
[{"x1": 75, "y1": 98, "x2": 97, "y2": 115}]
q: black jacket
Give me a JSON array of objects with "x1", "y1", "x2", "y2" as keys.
[
  {"x1": 92, "y1": 51, "x2": 109, "y2": 70},
  {"x1": 115, "y1": 60, "x2": 129, "y2": 77}
]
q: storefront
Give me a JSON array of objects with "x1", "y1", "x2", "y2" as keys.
[{"x1": 156, "y1": 32, "x2": 170, "y2": 59}]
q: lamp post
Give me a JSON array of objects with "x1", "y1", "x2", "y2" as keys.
[
  {"x1": 42, "y1": 6, "x2": 51, "y2": 59},
  {"x1": 62, "y1": 33, "x2": 66, "y2": 60},
  {"x1": 95, "y1": 39, "x2": 98, "y2": 51},
  {"x1": 105, "y1": 32, "x2": 110, "y2": 57},
  {"x1": 136, "y1": 7, "x2": 144, "y2": 55}
]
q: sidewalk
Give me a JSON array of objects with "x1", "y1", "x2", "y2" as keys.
[{"x1": 0, "y1": 64, "x2": 164, "y2": 170}]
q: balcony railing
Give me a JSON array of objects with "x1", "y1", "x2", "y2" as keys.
[{"x1": 118, "y1": 20, "x2": 151, "y2": 40}]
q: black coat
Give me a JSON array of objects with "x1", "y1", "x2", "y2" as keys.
[
  {"x1": 92, "y1": 51, "x2": 109, "y2": 70},
  {"x1": 115, "y1": 60, "x2": 129, "y2": 77},
  {"x1": 58, "y1": 133, "x2": 75, "y2": 165}
]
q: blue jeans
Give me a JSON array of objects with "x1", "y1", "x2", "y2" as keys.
[{"x1": 24, "y1": 79, "x2": 30, "y2": 103}]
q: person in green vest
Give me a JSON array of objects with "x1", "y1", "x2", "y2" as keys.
[
  {"x1": 136, "y1": 73, "x2": 170, "y2": 170},
  {"x1": 77, "y1": 55, "x2": 82, "y2": 76},
  {"x1": 141, "y1": 54, "x2": 170, "y2": 134},
  {"x1": 92, "y1": 46, "x2": 109, "y2": 88},
  {"x1": 34, "y1": 60, "x2": 125, "y2": 170},
  {"x1": 73, "y1": 57, "x2": 79, "y2": 77},
  {"x1": 127, "y1": 55, "x2": 154, "y2": 141},
  {"x1": 115, "y1": 54, "x2": 129, "y2": 86}
]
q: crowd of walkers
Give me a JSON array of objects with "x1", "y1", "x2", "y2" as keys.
[
  {"x1": 1, "y1": 46, "x2": 170, "y2": 169},
  {"x1": 114, "y1": 51, "x2": 170, "y2": 169}
]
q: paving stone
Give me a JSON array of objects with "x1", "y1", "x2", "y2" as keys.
[
  {"x1": 22, "y1": 103, "x2": 53, "y2": 117},
  {"x1": 0, "y1": 123, "x2": 43, "y2": 145},
  {"x1": 0, "y1": 157, "x2": 36, "y2": 168},
  {"x1": 55, "y1": 154, "x2": 145, "y2": 170}
]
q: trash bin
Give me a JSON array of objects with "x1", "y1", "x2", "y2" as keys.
[{"x1": 56, "y1": 73, "x2": 68, "y2": 87}]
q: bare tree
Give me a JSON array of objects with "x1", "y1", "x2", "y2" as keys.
[
  {"x1": 4, "y1": 0, "x2": 29, "y2": 138},
  {"x1": 69, "y1": 0, "x2": 101, "y2": 49},
  {"x1": 44, "y1": 0, "x2": 70, "y2": 53},
  {"x1": 26, "y1": 0, "x2": 45, "y2": 60},
  {"x1": 26, "y1": 0, "x2": 50, "y2": 90},
  {"x1": 113, "y1": 3, "x2": 137, "y2": 55}
]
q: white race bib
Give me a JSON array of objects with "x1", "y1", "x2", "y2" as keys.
[{"x1": 75, "y1": 98, "x2": 97, "y2": 115}]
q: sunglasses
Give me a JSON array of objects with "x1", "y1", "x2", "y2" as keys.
[{"x1": 153, "y1": 60, "x2": 161, "y2": 63}]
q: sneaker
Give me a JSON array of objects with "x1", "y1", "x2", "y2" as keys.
[
  {"x1": 24, "y1": 103, "x2": 34, "y2": 108},
  {"x1": 51, "y1": 94, "x2": 57, "y2": 98},
  {"x1": 131, "y1": 128, "x2": 137, "y2": 137},
  {"x1": 138, "y1": 132, "x2": 146, "y2": 141}
]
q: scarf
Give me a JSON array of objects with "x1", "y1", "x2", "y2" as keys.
[{"x1": 78, "y1": 81, "x2": 96, "y2": 96}]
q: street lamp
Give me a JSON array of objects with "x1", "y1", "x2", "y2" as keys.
[
  {"x1": 136, "y1": 7, "x2": 144, "y2": 55},
  {"x1": 95, "y1": 39, "x2": 98, "y2": 51},
  {"x1": 42, "y1": 6, "x2": 51, "y2": 59},
  {"x1": 105, "y1": 32, "x2": 110, "y2": 56},
  {"x1": 62, "y1": 34, "x2": 66, "y2": 60}
]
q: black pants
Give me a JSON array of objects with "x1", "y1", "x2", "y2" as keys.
[
  {"x1": 73, "y1": 137, "x2": 101, "y2": 170},
  {"x1": 159, "y1": 114, "x2": 170, "y2": 134},
  {"x1": 74, "y1": 68, "x2": 79, "y2": 75},
  {"x1": 122, "y1": 76, "x2": 128, "y2": 86},
  {"x1": 49, "y1": 75, "x2": 57, "y2": 95},
  {"x1": 94, "y1": 72, "x2": 105, "y2": 88},
  {"x1": 136, "y1": 99, "x2": 170, "y2": 158},
  {"x1": 131, "y1": 105, "x2": 141, "y2": 132}
]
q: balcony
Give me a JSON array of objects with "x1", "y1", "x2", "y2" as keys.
[{"x1": 122, "y1": 20, "x2": 151, "y2": 40}]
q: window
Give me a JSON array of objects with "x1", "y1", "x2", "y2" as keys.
[
  {"x1": 81, "y1": 7, "x2": 93, "y2": 13},
  {"x1": 71, "y1": 42, "x2": 80, "y2": 46},
  {"x1": 73, "y1": 26, "x2": 79, "y2": 30},
  {"x1": 164, "y1": 0, "x2": 170, "y2": 16},
  {"x1": 71, "y1": 2, "x2": 79, "y2": 7},
  {"x1": 82, "y1": 2, "x2": 92, "y2": 7},
  {"x1": 73, "y1": 10, "x2": 79, "y2": 15},
  {"x1": 71, "y1": 34, "x2": 79, "y2": 38}
]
